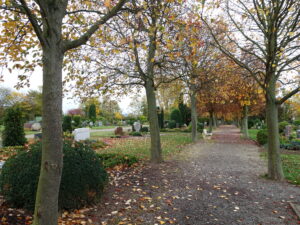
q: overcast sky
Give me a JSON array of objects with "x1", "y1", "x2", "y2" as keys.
[{"x1": 1, "y1": 68, "x2": 133, "y2": 114}]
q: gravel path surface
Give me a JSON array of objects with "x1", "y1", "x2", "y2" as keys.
[
  {"x1": 160, "y1": 125, "x2": 300, "y2": 225},
  {"x1": 91, "y1": 125, "x2": 299, "y2": 225}
]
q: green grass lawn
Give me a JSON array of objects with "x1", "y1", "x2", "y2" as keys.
[
  {"x1": 91, "y1": 131, "x2": 115, "y2": 138},
  {"x1": 96, "y1": 133, "x2": 193, "y2": 160},
  {"x1": 90, "y1": 126, "x2": 118, "y2": 130},
  {"x1": 248, "y1": 129, "x2": 259, "y2": 141},
  {"x1": 24, "y1": 130, "x2": 40, "y2": 135},
  {"x1": 261, "y1": 152, "x2": 300, "y2": 185},
  {"x1": 281, "y1": 154, "x2": 300, "y2": 185}
]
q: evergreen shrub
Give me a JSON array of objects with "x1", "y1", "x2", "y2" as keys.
[
  {"x1": 2, "y1": 107, "x2": 26, "y2": 147},
  {"x1": 256, "y1": 129, "x2": 268, "y2": 145},
  {"x1": 0, "y1": 141, "x2": 107, "y2": 211},
  {"x1": 62, "y1": 115, "x2": 72, "y2": 132},
  {"x1": 168, "y1": 120, "x2": 176, "y2": 129}
]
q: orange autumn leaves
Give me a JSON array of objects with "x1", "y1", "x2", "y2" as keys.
[{"x1": 197, "y1": 58, "x2": 265, "y2": 120}]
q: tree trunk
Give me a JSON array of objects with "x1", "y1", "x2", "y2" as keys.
[
  {"x1": 236, "y1": 118, "x2": 241, "y2": 128},
  {"x1": 145, "y1": 81, "x2": 162, "y2": 163},
  {"x1": 242, "y1": 105, "x2": 249, "y2": 138},
  {"x1": 190, "y1": 92, "x2": 197, "y2": 142},
  {"x1": 266, "y1": 90, "x2": 284, "y2": 181},
  {"x1": 212, "y1": 113, "x2": 217, "y2": 128},
  {"x1": 33, "y1": 47, "x2": 64, "y2": 225},
  {"x1": 208, "y1": 111, "x2": 213, "y2": 133}
]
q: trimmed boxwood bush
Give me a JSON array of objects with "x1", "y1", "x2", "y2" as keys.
[
  {"x1": 0, "y1": 141, "x2": 107, "y2": 211},
  {"x1": 256, "y1": 129, "x2": 268, "y2": 145}
]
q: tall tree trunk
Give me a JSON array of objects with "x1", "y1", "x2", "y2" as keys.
[
  {"x1": 208, "y1": 111, "x2": 213, "y2": 133},
  {"x1": 242, "y1": 105, "x2": 249, "y2": 138},
  {"x1": 33, "y1": 47, "x2": 64, "y2": 225},
  {"x1": 266, "y1": 89, "x2": 284, "y2": 180},
  {"x1": 145, "y1": 81, "x2": 162, "y2": 163},
  {"x1": 212, "y1": 113, "x2": 217, "y2": 128},
  {"x1": 190, "y1": 92, "x2": 197, "y2": 142}
]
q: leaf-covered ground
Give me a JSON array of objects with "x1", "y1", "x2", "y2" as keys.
[{"x1": 1, "y1": 126, "x2": 299, "y2": 224}]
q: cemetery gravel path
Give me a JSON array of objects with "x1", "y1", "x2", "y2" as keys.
[
  {"x1": 93, "y1": 125, "x2": 299, "y2": 225},
  {"x1": 161, "y1": 125, "x2": 300, "y2": 225}
]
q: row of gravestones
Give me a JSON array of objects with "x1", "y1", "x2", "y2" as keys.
[
  {"x1": 32, "y1": 121, "x2": 142, "y2": 142},
  {"x1": 83, "y1": 121, "x2": 127, "y2": 127},
  {"x1": 71, "y1": 121, "x2": 142, "y2": 141},
  {"x1": 73, "y1": 121, "x2": 142, "y2": 141}
]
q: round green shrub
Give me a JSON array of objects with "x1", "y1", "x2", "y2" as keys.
[
  {"x1": 0, "y1": 141, "x2": 107, "y2": 211},
  {"x1": 256, "y1": 129, "x2": 268, "y2": 145},
  {"x1": 168, "y1": 120, "x2": 176, "y2": 129},
  {"x1": 2, "y1": 106, "x2": 26, "y2": 147}
]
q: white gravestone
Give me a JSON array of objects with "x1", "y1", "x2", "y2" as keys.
[
  {"x1": 31, "y1": 122, "x2": 42, "y2": 131},
  {"x1": 203, "y1": 129, "x2": 212, "y2": 136},
  {"x1": 73, "y1": 128, "x2": 90, "y2": 141},
  {"x1": 133, "y1": 121, "x2": 141, "y2": 132}
]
